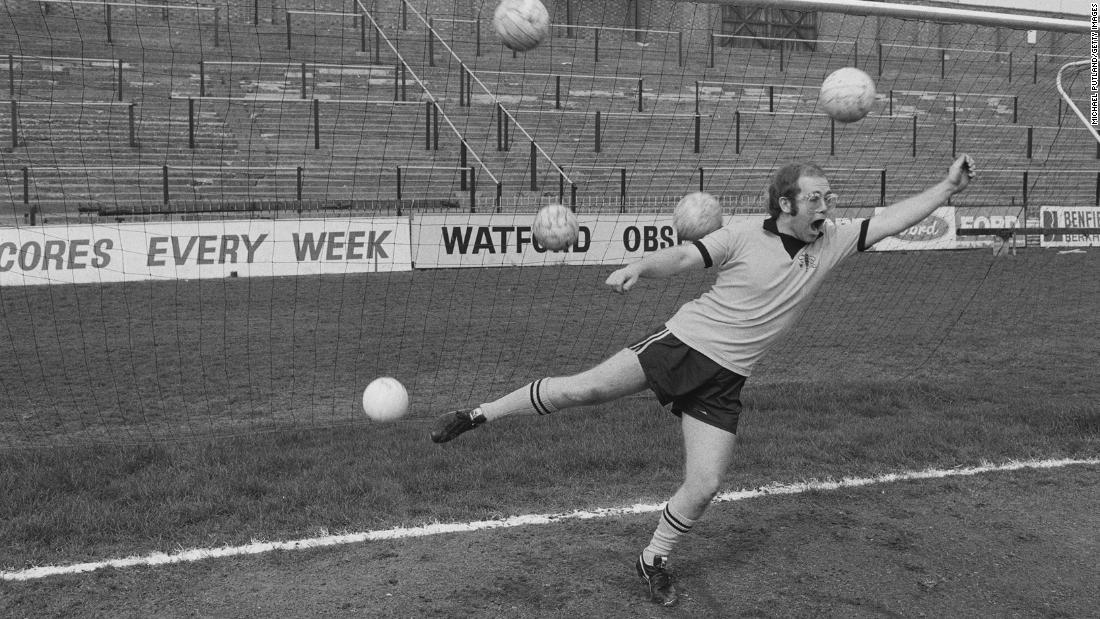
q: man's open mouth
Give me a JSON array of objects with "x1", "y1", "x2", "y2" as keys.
[{"x1": 811, "y1": 218, "x2": 826, "y2": 231}]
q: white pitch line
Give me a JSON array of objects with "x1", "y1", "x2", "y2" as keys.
[{"x1": 3, "y1": 457, "x2": 1097, "y2": 582}]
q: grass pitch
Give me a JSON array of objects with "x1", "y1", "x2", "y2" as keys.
[{"x1": 1, "y1": 248, "x2": 1098, "y2": 614}]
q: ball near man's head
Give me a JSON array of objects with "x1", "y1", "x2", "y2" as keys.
[
  {"x1": 818, "y1": 67, "x2": 876, "y2": 123},
  {"x1": 673, "y1": 192, "x2": 723, "y2": 242}
]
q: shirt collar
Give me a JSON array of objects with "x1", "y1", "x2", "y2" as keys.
[{"x1": 763, "y1": 216, "x2": 809, "y2": 259}]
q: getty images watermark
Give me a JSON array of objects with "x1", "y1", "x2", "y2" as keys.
[{"x1": 1093, "y1": 3, "x2": 1098, "y2": 125}]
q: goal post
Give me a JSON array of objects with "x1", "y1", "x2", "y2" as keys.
[{"x1": 1055, "y1": 59, "x2": 1100, "y2": 144}]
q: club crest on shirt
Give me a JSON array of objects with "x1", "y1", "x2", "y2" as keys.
[{"x1": 797, "y1": 254, "x2": 819, "y2": 270}]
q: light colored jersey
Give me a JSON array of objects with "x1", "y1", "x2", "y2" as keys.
[{"x1": 665, "y1": 217, "x2": 868, "y2": 376}]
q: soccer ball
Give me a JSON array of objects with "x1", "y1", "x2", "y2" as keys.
[
  {"x1": 673, "y1": 192, "x2": 723, "y2": 241},
  {"x1": 818, "y1": 67, "x2": 876, "y2": 123},
  {"x1": 531, "y1": 203, "x2": 579, "y2": 251},
  {"x1": 493, "y1": 0, "x2": 550, "y2": 52},
  {"x1": 362, "y1": 377, "x2": 409, "y2": 422}
]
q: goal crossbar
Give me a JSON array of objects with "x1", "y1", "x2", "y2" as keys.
[{"x1": 695, "y1": 0, "x2": 1090, "y2": 33}]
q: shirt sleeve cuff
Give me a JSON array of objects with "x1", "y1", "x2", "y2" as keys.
[
  {"x1": 857, "y1": 219, "x2": 871, "y2": 252},
  {"x1": 693, "y1": 240, "x2": 713, "y2": 268}
]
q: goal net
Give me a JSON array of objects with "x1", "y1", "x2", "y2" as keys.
[{"x1": 0, "y1": 0, "x2": 1096, "y2": 449}]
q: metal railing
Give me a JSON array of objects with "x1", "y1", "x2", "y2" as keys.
[
  {"x1": 35, "y1": 0, "x2": 220, "y2": 46},
  {"x1": 394, "y1": 0, "x2": 574, "y2": 204},
  {"x1": 4, "y1": 54, "x2": 130, "y2": 101},
  {"x1": 354, "y1": 1, "x2": 502, "y2": 211}
]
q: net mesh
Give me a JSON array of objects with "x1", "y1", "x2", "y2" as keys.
[{"x1": 0, "y1": 0, "x2": 1096, "y2": 449}]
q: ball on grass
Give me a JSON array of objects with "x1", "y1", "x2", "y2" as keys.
[
  {"x1": 673, "y1": 192, "x2": 723, "y2": 241},
  {"x1": 818, "y1": 67, "x2": 876, "y2": 123},
  {"x1": 362, "y1": 377, "x2": 409, "y2": 422},
  {"x1": 532, "y1": 203, "x2": 579, "y2": 251},
  {"x1": 493, "y1": 0, "x2": 551, "y2": 52}
]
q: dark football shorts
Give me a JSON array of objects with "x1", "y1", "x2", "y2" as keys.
[{"x1": 628, "y1": 328, "x2": 746, "y2": 434}]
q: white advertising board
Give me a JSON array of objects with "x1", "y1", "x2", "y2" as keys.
[
  {"x1": 0, "y1": 217, "x2": 412, "y2": 286},
  {"x1": 870, "y1": 206, "x2": 958, "y2": 251},
  {"x1": 955, "y1": 206, "x2": 1026, "y2": 249},
  {"x1": 412, "y1": 213, "x2": 760, "y2": 268},
  {"x1": 1039, "y1": 206, "x2": 1100, "y2": 247}
]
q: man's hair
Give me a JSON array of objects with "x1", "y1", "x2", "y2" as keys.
[{"x1": 766, "y1": 162, "x2": 827, "y2": 218}]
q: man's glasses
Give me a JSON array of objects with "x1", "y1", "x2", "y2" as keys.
[{"x1": 798, "y1": 191, "x2": 839, "y2": 208}]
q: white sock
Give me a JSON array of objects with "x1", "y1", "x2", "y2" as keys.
[
  {"x1": 642, "y1": 504, "x2": 696, "y2": 565},
  {"x1": 479, "y1": 378, "x2": 560, "y2": 421}
]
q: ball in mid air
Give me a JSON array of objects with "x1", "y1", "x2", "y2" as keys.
[
  {"x1": 493, "y1": 0, "x2": 551, "y2": 52},
  {"x1": 818, "y1": 67, "x2": 876, "y2": 123},
  {"x1": 531, "y1": 203, "x2": 579, "y2": 251},
  {"x1": 673, "y1": 191, "x2": 723, "y2": 241},
  {"x1": 362, "y1": 377, "x2": 409, "y2": 422}
]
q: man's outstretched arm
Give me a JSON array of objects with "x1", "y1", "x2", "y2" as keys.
[
  {"x1": 605, "y1": 243, "x2": 705, "y2": 294},
  {"x1": 864, "y1": 154, "x2": 976, "y2": 248}
]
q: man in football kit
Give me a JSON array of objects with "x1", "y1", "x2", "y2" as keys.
[{"x1": 430, "y1": 154, "x2": 976, "y2": 606}]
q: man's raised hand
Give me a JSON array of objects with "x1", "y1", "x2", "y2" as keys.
[{"x1": 949, "y1": 154, "x2": 977, "y2": 193}]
